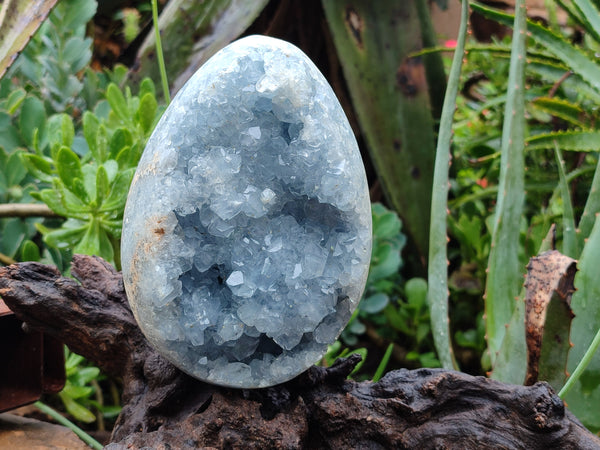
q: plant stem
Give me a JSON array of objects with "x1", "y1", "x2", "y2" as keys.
[
  {"x1": 91, "y1": 379, "x2": 105, "y2": 432},
  {"x1": 0, "y1": 203, "x2": 58, "y2": 218},
  {"x1": 0, "y1": 252, "x2": 16, "y2": 265},
  {"x1": 152, "y1": 0, "x2": 170, "y2": 104},
  {"x1": 34, "y1": 401, "x2": 103, "y2": 450},
  {"x1": 559, "y1": 326, "x2": 600, "y2": 398}
]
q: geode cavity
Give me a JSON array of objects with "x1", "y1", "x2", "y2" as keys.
[{"x1": 121, "y1": 35, "x2": 372, "y2": 388}]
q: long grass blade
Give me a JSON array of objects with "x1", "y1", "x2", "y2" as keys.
[
  {"x1": 372, "y1": 343, "x2": 394, "y2": 382},
  {"x1": 34, "y1": 401, "x2": 103, "y2": 450},
  {"x1": 560, "y1": 326, "x2": 600, "y2": 398},
  {"x1": 151, "y1": 0, "x2": 170, "y2": 104}
]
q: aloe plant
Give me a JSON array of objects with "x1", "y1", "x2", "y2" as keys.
[
  {"x1": 323, "y1": 1, "x2": 443, "y2": 263},
  {"x1": 466, "y1": 1, "x2": 600, "y2": 182},
  {"x1": 463, "y1": 0, "x2": 600, "y2": 432}
]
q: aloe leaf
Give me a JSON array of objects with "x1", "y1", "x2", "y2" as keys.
[
  {"x1": 490, "y1": 287, "x2": 527, "y2": 383},
  {"x1": 491, "y1": 224, "x2": 557, "y2": 384},
  {"x1": 425, "y1": 0, "x2": 468, "y2": 370},
  {"x1": 323, "y1": 1, "x2": 439, "y2": 262},
  {"x1": 414, "y1": 0, "x2": 447, "y2": 121},
  {"x1": 578, "y1": 158, "x2": 600, "y2": 245},
  {"x1": 0, "y1": 0, "x2": 58, "y2": 78},
  {"x1": 132, "y1": 0, "x2": 269, "y2": 94},
  {"x1": 571, "y1": 0, "x2": 600, "y2": 45},
  {"x1": 555, "y1": 0, "x2": 589, "y2": 33},
  {"x1": 563, "y1": 214, "x2": 600, "y2": 432},
  {"x1": 471, "y1": 2, "x2": 600, "y2": 95},
  {"x1": 531, "y1": 97, "x2": 586, "y2": 128},
  {"x1": 553, "y1": 143, "x2": 578, "y2": 258},
  {"x1": 528, "y1": 61, "x2": 600, "y2": 104},
  {"x1": 484, "y1": 0, "x2": 527, "y2": 366},
  {"x1": 526, "y1": 131, "x2": 600, "y2": 151}
]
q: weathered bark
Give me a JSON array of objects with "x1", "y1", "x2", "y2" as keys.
[{"x1": 0, "y1": 255, "x2": 598, "y2": 449}]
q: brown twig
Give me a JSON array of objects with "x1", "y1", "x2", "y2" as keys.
[
  {"x1": 0, "y1": 203, "x2": 58, "y2": 218},
  {"x1": 548, "y1": 70, "x2": 573, "y2": 98}
]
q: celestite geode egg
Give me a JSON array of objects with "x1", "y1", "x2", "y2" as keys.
[{"x1": 121, "y1": 35, "x2": 372, "y2": 388}]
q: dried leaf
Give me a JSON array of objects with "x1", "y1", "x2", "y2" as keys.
[{"x1": 524, "y1": 250, "x2": 576, "y2": 388}]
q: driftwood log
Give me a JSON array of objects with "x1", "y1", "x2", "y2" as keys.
[{"x1": 0, "y1": 255, "x2": 598, "y2": 449}]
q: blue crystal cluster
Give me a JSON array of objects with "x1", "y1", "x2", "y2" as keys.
[{"x1": 121, "y1": 36, "x2": 372, "y2": 388}]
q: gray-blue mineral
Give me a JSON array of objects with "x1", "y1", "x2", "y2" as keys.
[{"x1": 121, "y1": 35, "x2": 372, "y2": 388}]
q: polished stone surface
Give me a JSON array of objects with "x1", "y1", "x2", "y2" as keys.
[{"x1": 121, "y1": 35, "x2": 371, "y2": 388}]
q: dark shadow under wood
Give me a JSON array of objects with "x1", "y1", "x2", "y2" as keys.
[{"x1": 0, "y1": 255, "x2": 598, "y2": 449}]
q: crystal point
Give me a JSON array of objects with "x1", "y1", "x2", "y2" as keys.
[{"x1": 121, "y1": 35, "x2": 371, "y2": 388}]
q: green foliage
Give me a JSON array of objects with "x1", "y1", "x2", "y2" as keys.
[
  {"x1": 372, "y1": 343, "x2": 394, "y2": 382},
  {"x1": 367, "y1": 204, "x2": 406, "y2": 289},
  {"x1": 0, "y1": 132, "x2": 44, "y2": 264},
  {"x1": 0, "y1": 75, "x2": 160, "y2": 268},
  {"x1": 322, "y1": 341, "x2": 368, "y2": 378},
  {"x1": 14, "y1": 0, "x2": 97, "y2": 112},
  {"x1": 442, "y1": 0, "x2": 600, "y2": 432},
  {"x1": 59, "y1": 351, "x2": 101, "y2": 423},
  {"x1": 385, "y1": 277, "x2": 440, "y2": 368},
  {"x1": 0, "y1": 0, "x2": 162, "y2": 269},
  {"x1": 18, "y1": 79, "x2": 160, "y2": 267},
  {"x1": 4, "y1": 0, "x2": 600, "y2": 436},
  {"x1": 27, "y1": 81, "x2": 159, "y2": 267},
  {"x1": 337, "y1": 204, "x2": 440, "y2": 370},
  {"x1": 341, "y1": 203, "x2": 405, "y2": 345},
  {"x1": 57, "y1": 349, "x2": 121, "y2": 425}
]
